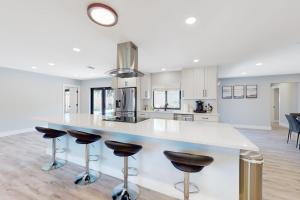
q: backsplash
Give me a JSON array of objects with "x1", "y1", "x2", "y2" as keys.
[
  {"x1": 182, "y1": 99, "x2": 218, "y2": 114},
  {"x1": 140, "y1": 98, "x2": 218, "y2": 114}
]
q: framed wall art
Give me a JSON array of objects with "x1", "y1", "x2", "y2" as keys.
[
  {"x1": 222, "y1": 86, "x2": 232, "y2": 99},
  {"x1": 246, "y1": 85, "x2": 258, "y2": 98},
  {"x1": 233, "y1": 85, "x2": 244, "y2": 99}
]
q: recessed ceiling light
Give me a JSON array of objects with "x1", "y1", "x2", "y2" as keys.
[
  {"x1": 87, "y1": 66, "x2": 95, "y2": 70},
  {"x1": 73, "y1": 48, "x2": 81, "y2": 52},
  {"x1": 241, "y1": 72, "x2": 247, "y2": 75},
  {"x1": 256, "y1": 62, "x2": 263, "y2": 66},
  {"x1": 31, "y1": 66, "x2": 37, "y2": 69},
  {"x1": 161, "y1": 68, "x2": 166, "y2": 71},
  {"x1": 185, "y1": 17, "x2": 197, "y2": 25},
  {"x1": 48, "y1": 62, "x2": 55, "y2": 66},
  {"x1": 193, "y1": 59, "x2": 199, "y2": 63},
  {"x1": 74, "y1": 74, "x2": 79, "y2": 77},
  {"x1": 87, "y1": 3, "x2": 118, "y2": 27}
]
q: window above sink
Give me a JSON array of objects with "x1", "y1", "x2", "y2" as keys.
[{"x1": 153, "y1": 89, "x2": 181, "y2": 110}]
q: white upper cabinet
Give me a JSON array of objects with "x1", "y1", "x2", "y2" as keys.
[
  {"x1": 140, "y1": 74, "x2": 151, "y2": 99},
  {"x1": 204, "y1": 66, "x2": 217, "y2": 99},
  {"x1": 181, "y1": 68, "x2": 195, "y2": 99},
  {"x1": 194, "y1": 67, "x2": 206, "y2": 99},
  {"x1": 117, "y1": 77, "x2": 138, "y2": 88},
  {"x1": 181, "y1": 66, "x2": 217, "y2": 100}
]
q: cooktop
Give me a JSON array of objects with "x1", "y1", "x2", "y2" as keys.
[{"x1": 103, "y1": 116, "x2": 149, "y2": 123}]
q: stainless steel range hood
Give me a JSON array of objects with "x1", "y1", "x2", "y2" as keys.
[{"x1": 107, "y1": 41, "x2": 144, "y2": 78}]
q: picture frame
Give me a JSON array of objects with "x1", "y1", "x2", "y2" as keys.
[
  {"x1": 233, "y1": 85, "x2": 244, "y2": 99},
  {"x1": 246, "y1": 85, "x2": 258, "y2": 98},
  {"x1": 222, "y1": 86, "x2": 232, "y2": 99}
]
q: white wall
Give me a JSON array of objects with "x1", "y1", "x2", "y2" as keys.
[
  {"x1": 298, "y1": 82, "x2": 300, "y2": 112},
  {"x1": 0, "y1": 67, "x2": 79, "y2": 134},
  {"x1": 218, "y1": 74, "x2": 300, "y2": 130},
  {"x1": 278, "y1": 82, "x2": 299, "y2": 127},
  {"x1": 79, "y1": 78, "x2": 112, "y2": 113},
  {"x1": 151, "y1": 71, "x2": 181, "y2": 89}
]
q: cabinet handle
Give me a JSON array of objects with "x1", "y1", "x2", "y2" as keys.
[
  {"x1": 202, "y1": 117, "x2": 209, "y2": 120},
  {"x1": 125, "y1": 81, "x2": 128, "y2": 87},
  {"x1": 145, "y1": 91, "x2": 147, "y2": 98}
]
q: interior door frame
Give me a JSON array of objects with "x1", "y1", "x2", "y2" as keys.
[{"x1": 63, "y1": 84, "x2": 80, "y2": 115}]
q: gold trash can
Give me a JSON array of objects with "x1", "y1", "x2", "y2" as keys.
[{"x1": 240, "y1": 150, "x2": 263, "y2": 200}]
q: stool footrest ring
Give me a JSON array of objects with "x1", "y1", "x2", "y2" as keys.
[
  {"x1": 174, "y1": 181, "x2": 200, "y2": 194},
  {"x1": 88, "y1": 155, "x2": 100, "y2": 162},
  {"x1": 122, "y1": 167, "x2": 139, "y2": 176}
]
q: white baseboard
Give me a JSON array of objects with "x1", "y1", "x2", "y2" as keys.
[
  {"x1": 279, "y1": 123, "x2": 289, "y2": 128},
  {"x1": 0, "y1": 128, "x2": 34, "y2": 137},
  {"x1": 231, "y1": 124, "x2": 272, "y2": 131}
]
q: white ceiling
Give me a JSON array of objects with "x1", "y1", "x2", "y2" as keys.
[{"x1": 0, "y1": 0, "x2": 300, "y2": 80}]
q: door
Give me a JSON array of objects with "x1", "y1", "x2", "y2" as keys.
[
  {"x1": 273, "y1": 88, "x2": 279, "y2": 121},
  {"x1": 64, "y1": 87, "x2": 79, "y2": 114},
  {"x1": 91, "y1": 89, "x2": 103, "y2": 115},
  {"x1": 204, "y1": 66, "x2": 217, "y2": 99},
  {"x1": 91, "y1": 87, "x2": 114, "y2": 116}
]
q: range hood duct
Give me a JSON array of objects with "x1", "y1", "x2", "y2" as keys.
[{"x1": 107, "y1": 41, "x2": 144, "y2": 78}]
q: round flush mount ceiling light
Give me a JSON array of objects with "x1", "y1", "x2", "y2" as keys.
[
  {"x1": 87, "y1": 3, "x2": 118, "y2": 27},
  {"x1": 185, "y1": 17, "x2": 197, "y2": 25}
]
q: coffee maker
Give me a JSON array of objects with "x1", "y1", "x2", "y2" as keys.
[{"x1": 194, "y1": 100, "x2": 206, "y2": 113}]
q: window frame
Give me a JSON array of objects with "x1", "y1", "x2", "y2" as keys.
[{"x1": 153, "y1": 89, "x2": 181, "y2": 110}]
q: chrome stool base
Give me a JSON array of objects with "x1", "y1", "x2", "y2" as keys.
[
  {"x1": 174, "y1": 181, "x2": 200, "y2": 194},
  {"x1": 112, "y1": 183, "x2": 139, "y2": 200},
  {"x1": 42, "y1": 159, "x2": 65, "y2": 171},
  {"x1": 74, "y1": 170, "x2": 98, "y2": 185}
]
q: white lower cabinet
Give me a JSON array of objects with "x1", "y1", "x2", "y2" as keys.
[
  {"x1": 138, "y1": 111, "x2": 219, "y2": 122},
  {"x1": 194, "y1": 114, "x2": 219, "y2": 122}
]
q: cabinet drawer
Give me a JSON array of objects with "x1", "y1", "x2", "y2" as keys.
[
  {"x1": 194, "y1": 115, "x2": 219, "y2": 122},
  {"x1": 138, "y1": 112, "x2": 150, "y2": 118}
]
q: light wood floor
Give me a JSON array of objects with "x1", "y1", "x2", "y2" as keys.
[
  {"x1": 240, "y1": 126, "x2": 300, "y2": 200},
  {"x1": 0, "y1": 133, "x2": 175, "y2": 200},
  {"x1": 0, "y1": 126, "x2": 299, "y2": 200}
]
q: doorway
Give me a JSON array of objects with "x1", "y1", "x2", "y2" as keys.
[
  {"x1": 63, "y1": 85, "x2": 80, "y2": 114},
  {"x1": 90, "y1": 87, "x2": 114, "y2": 116},
  {"x1": 273, "y1": 88, "x2": 279, "y2": 122}
]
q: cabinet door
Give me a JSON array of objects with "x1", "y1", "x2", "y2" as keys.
[
  {"x1": 204, "y1": 66, "x2": 217, "y2": 99},
  {"x1": 140, "y1": 74, "x2": 151, "y2": 99},
  {"x1": 194, "y1": 67, "x2": 205, "y2": 99},
  {"x1": 181, "y1": 69, "x2": 195, "y2": 99}
]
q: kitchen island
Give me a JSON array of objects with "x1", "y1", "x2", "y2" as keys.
[{"x1": 37, "y1": 114, "x2": 258, "y2": 200}]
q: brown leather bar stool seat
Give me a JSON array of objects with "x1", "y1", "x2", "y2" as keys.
[
  {"x1": 35, "y1": 127, "x2": 67, "y2": 171},
  {"x1": 67, "y1": 130, "x2": 101, "y2": 185},
  {"x1": 164, "y1": 151, "x2": 214, "y2": 200},
  {"x1": 105, "y1": 140, "x2": 142, "y2": 200}
]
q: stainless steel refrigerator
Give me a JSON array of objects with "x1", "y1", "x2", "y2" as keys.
[{"x1": 115, "y1": 87, "x2": 137, "y2": 117}]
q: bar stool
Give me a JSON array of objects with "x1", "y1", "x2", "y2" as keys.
[
  {"x1": 105, "y1": 140, "x2": 142, "y2": 200},
  {"x1": 67, "y1": 130, "x2": 101, "y2": 185},
  {"x1": 35, "y1": 127, "x2": 67, "y2": 171},
  {"x1": 164, "y1": 151, "x2": 214, "y2": 200}
]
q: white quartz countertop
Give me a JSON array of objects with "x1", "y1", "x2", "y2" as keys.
[{"x1": 37, "y1": 114, "x2": 258, "y2": 151}]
